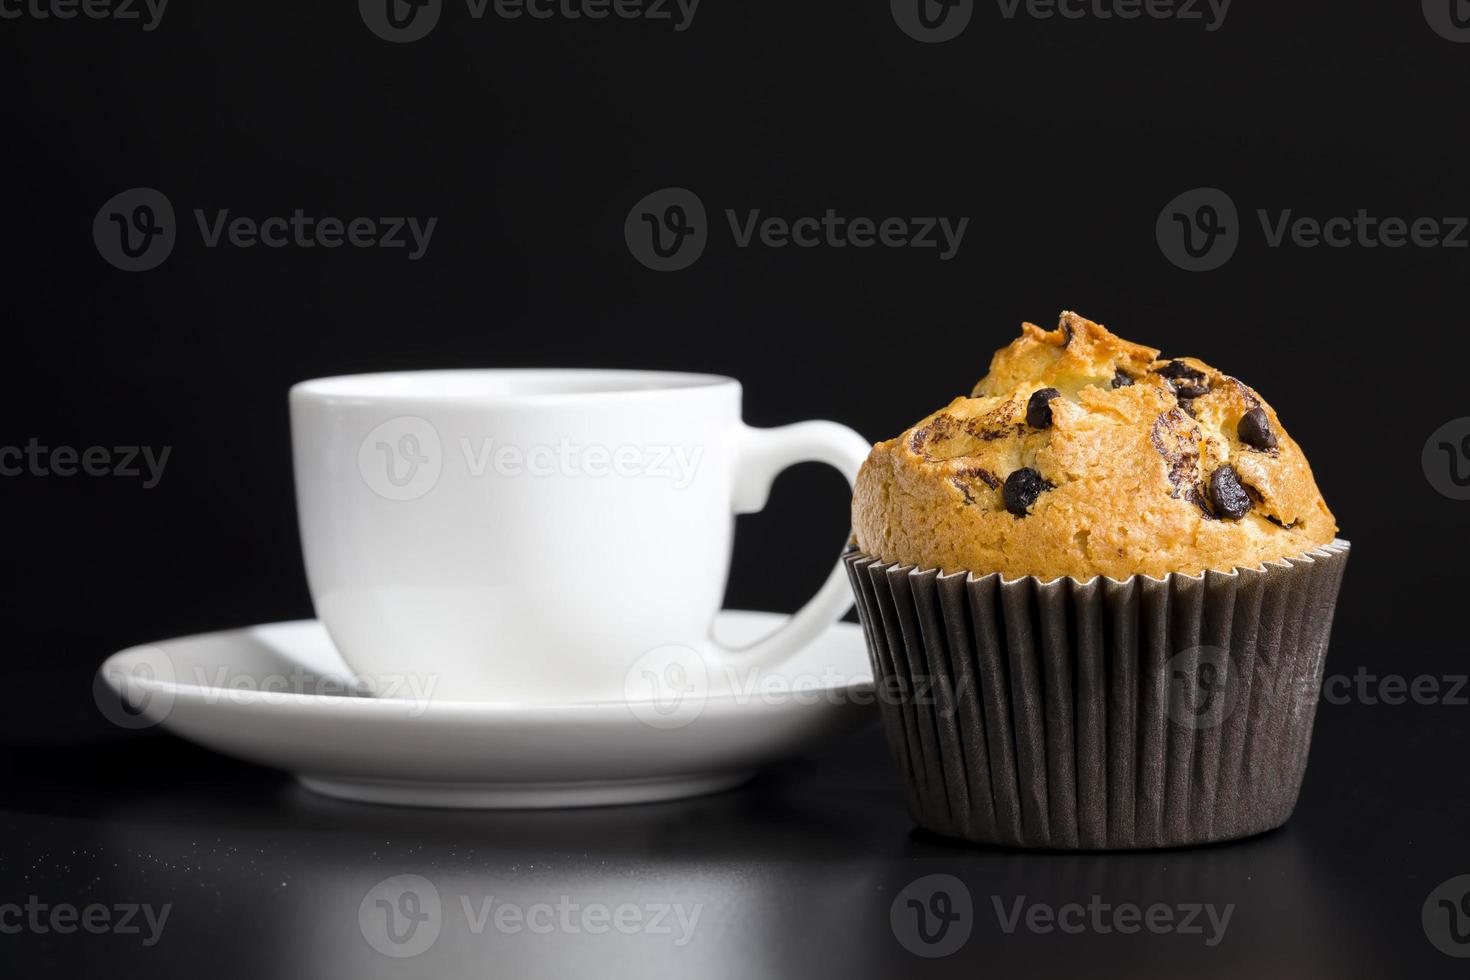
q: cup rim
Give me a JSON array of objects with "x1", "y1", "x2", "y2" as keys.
[{"x1": 290, "y1": 368, "x2": 739, "y2": 405}]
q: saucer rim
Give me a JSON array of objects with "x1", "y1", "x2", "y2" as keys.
[{"x1": 99, "y1": 610, "x2": 875, "y2": 713}]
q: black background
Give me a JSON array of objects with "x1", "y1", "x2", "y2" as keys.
[{"x1": 3, "y1": 1, "x2": 1470, "y2": 976}]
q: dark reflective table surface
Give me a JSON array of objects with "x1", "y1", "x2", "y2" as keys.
[{"x1": 2, "y1": 699, "x2": 1466, "y2": 978}]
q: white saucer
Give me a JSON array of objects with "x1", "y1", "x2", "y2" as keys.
[{"x1": 98, "y1": 611, "x2": 875, "y2": 809}]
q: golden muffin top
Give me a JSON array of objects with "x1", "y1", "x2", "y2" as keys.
[{"x1": 852, "y1": 311, "x2": 1338, "y2": 580}]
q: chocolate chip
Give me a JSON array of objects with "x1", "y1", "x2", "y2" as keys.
[
  {"x1": 1026, "y1": 387, "x2": 1060, "y2": 429},
  {"x1": 1003, "y1": 467, "x2": 1052, "y2": 516},
  {"x1": 1178, "y1": 398, "x2": 1197, "y2": 418},
  {"x1": 1156, "y1": 360, "x2": 1211, "y2": 399},
  {"x1": 1110, "y1": 369, "x2": 1134, "y2": 389},
  {"x1": 1237, "y1": 407, "x2": 1278, "y2": 450},
  {"x1": 1061, "y1": 321, "x2": 1075, "y2": 347},
  {"x1": 1208, "y1": 465, "x2": 1252, "y2": 520}
]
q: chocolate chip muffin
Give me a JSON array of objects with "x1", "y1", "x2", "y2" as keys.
[
  {"x1": 844, "y1": 311, "x2": 1349, "y2": 849},
  {"x1": 853, "y1": 311, "x2": 1337, "y2": 580}
]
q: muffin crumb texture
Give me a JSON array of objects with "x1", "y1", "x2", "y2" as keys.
[{"x1": 852, "y1": 311, "x2": 1338, "y2": 580}]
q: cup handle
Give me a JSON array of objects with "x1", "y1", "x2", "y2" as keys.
[{"x1": 710, "y1": 419, "x2": 872, "y2": 668}]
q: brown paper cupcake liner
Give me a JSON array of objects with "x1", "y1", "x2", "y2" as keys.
[{"x1": 844, "y1": 540, "x2": 1349, "y2": 850}]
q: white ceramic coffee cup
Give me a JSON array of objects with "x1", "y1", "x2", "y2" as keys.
[{"x1": 289, "y1": 369, "x2": 870, "y2": 703}]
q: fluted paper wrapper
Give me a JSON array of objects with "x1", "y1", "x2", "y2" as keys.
[{"x1": 845, "y1": 540, "x2": 1349, "y2": 850}]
